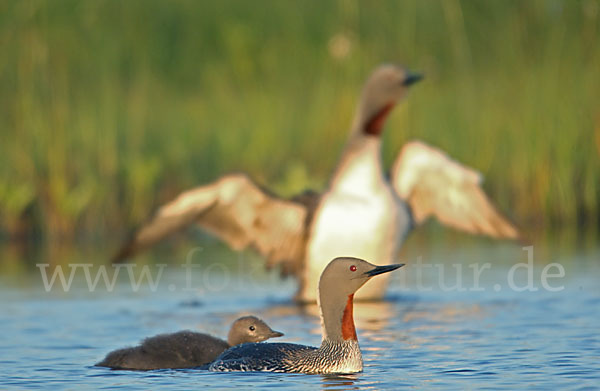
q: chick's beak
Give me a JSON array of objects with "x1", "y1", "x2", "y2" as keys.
[{"x1": 270, "y1": 330, "x2": 284, "y2": 338}]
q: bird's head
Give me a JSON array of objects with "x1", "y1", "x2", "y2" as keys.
[
  {"x1": 358, "y1": 64, "x2": 422, "y2": 136},
  {"x1": 317, "y1": 257, "x2": 404, "y2": 341},
  {"x1": 227, "y1": 316, "x2": 284, "y2": 346},
  {"x1": 318, "y1": 257, "x2": 404, "y2": 299}
]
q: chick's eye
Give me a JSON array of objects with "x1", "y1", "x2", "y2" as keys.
[
  {"x1": 350, "y1": 265, "x2": 357, "y2": 272},
  {"x1": 249, "y1": 326, "x2": 255, "y2": 331}
]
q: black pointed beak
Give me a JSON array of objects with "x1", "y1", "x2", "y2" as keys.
[
  {"x1": 403, "y1": 72, "x2": 423, "y2": 86},
  {"x1": 364, "y1": 263, "x2": 405, "y2": 277}
]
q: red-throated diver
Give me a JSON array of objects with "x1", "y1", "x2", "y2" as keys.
[
  {"x1": 208, "y1": 257, "x2": 403, "y2": 374},
  {"x1": 95, "y1": 316, "x2": 283, "y2": 370},
  {"x1": 112, "y1": 64, "x2": 518, "y2": 302}
]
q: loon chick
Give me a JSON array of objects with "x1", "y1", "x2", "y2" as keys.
[
  {"x1": 95, "y1": 316, "x2": 283, "y2": 370},
  {"x1": 209, "y1": 257, "x2": 403, "y2": 374}
]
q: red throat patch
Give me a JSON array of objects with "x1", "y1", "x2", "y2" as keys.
[
  {"x1": 364, "y1": 103, "x2": 395, "y2": 136},
  {"x1": 341, "y1": 294, "x2": 357, "y2": 340}
]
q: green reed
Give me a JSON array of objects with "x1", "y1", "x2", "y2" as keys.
[{"x1": 1, "y1": 0, "x2": 598, "y2": 241}]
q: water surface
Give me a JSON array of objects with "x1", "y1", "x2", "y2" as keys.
[{"x1": 1, "y1": 238, "x2": 599, "y2": 390}]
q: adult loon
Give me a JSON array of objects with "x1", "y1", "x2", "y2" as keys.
[
  {"x1": 112, "y1": 65, "x2": 518, "y2": 302},
  {"x1": 95, "y1": 316, "x2": 283, "y2": 370},
  {"x1": 209, "y1": 257, "x2": 403, "y2": 374}
]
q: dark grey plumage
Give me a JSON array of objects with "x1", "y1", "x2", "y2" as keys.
[
  {"x1": 96, "y1": 331, "x2": 229, "y2": 370},
  {"x1": 209, "y1": 342, "x2": 316, "y2": 372},
  {"x1": 209, "y1": 340, "x2": 362, "y2": 374},
  {"x1": 95, "y1": 316, "x2": 283, "y2": 370}
]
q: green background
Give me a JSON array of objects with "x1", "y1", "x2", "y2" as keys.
[{"x1": 1, "y1": 0, "x2": 599, "y2": 245}]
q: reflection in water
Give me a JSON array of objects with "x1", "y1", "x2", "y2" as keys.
[
  {"x1": 320, "y1": 373, "x2": 361, "y2": 390},
  {"x1": 258, "y1": 296, "x2": 488, "y2": 355}
]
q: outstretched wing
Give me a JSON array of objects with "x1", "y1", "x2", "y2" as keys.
[
  {"x1": 391, "y1": 141, "x2": 518, "y2": 239},
  {"x1": 112, "y1": 173, "x2": 311, "y2": 276}
]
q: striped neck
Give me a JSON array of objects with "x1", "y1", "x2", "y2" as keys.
[{"x1": 314, "y1": 338, "x2": 363, "y2": 373}]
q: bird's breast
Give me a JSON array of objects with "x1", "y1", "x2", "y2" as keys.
[
  {"x1": 309, "y1": 190, "x2": 402, "y2": 256},
  {"x1": 300, "y1": 188, "x2": 407, "y2": 301}
]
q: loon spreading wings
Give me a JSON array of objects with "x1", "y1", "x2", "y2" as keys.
[{"x1": 113, "y1": 65, "x2": 518, "y2": 302}]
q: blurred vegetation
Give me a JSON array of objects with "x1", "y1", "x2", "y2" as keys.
[{"x1": 1, "y1": 0, "x2": 599, "y2": 244}]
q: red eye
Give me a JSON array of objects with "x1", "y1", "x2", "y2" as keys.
[{"x1": 350, "y1": 265, "x2": 357, "y2": 272}]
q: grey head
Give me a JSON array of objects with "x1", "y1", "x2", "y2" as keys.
[
  {"x1": 318, "y1": 257, "x2": 404, "y2": 341},
  {"x1": 356, "y1": 64, "x2": 423, "y2": 136},
  {"x1": 227, "y1": 316, "x2": 284, "y2": 346},
  {"x1": 319, "y1": 257, "x2": 404, "y2": 299}
]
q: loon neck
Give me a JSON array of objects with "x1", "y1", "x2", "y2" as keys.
[
  {"x1": 328, "y1": 101, "x2": 396, "y2": 194},
  {"x1": 363, "y1": 103, "x2": 395, "y2": 136},
  {"x1": 316, "y1": 292, "x2": 363, "y2": 374},
  {"x1": 330, "y1": 135, "x2": 384, "y2": 195},
  {"x1": 319, "y1": 292, "x2": 358, "y2": 343}
]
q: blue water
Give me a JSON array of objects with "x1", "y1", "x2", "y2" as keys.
[{"x1": 1, "y1": 240, "x2": 599, "y2": 389}]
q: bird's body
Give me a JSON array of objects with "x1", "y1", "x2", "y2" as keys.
[
  {"x1": 95, "y1": 330, "x2": 230, "y2": 370},
  {"x1": 95, "y1": 316, "x2": 283, "y2": 370},
  {"x1": 208, "y1": 340, "x2": 362, "y2": 373},
  {"x1": 113, "y1": 64, "x2": 518, "y2": 302},
  {"x1": 209, "y1": 257, "x2": 402, "y2": 374},
  {"x1": 302, "y1": 138, "x2": 411, "y2": 300}
]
